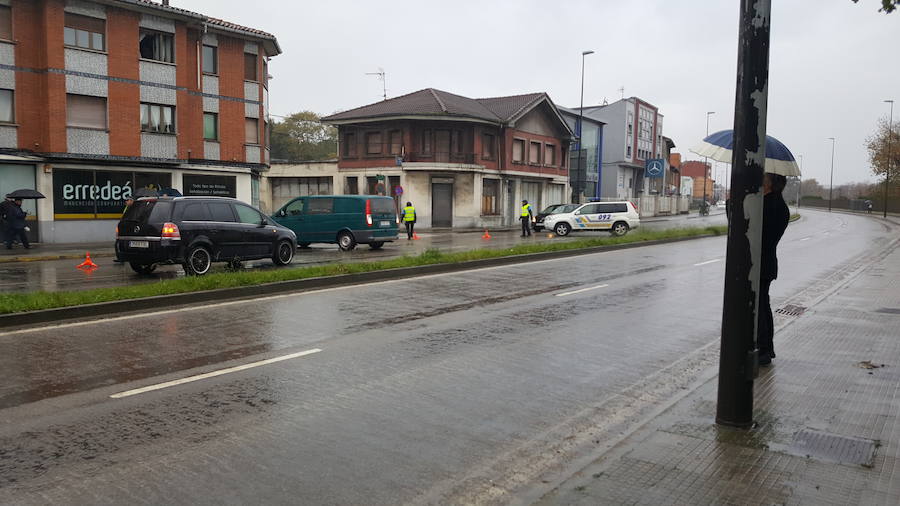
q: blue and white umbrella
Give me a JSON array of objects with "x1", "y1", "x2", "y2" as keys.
[{"x1": 690, "y1": 129, "x2": 801, "y2": 177}]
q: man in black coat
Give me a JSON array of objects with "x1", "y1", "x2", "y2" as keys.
[
  {"x1": 758, "y1": 173, "x2": 790, "y2": 366},
  {"x1": 3, "y1": 198, "x2": 30, "y2": 249}
]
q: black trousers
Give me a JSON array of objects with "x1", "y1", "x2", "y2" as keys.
[
  {"x1": 757, "y1": 278, "x2": 774, "y2": 356},
  {"x1": 404, "y1": 221, "x2": 415, "y2": 239},
  {"x1": 520, "y1": 217, "x2": 532, "y2": 236},
  {"x1": 4, "y1": 227, "x2": 29, "y2": 248}
]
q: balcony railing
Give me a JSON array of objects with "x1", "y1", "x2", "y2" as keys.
[{"x1": 403, "y1": 152, "x2": 476, "y2": 164}]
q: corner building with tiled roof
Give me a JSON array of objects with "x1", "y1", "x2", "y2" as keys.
[
  {"x1": 0, "y1": 0, "x2": 279, "y2": 243},
  {"x1": 322, "y1": 88, "x2": 573, "y2": 230}
]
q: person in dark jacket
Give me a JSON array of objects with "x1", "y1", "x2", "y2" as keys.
[
  {"x1": 0, "y1": 197, "x2": 13, "y2": 244},
  {"x1": 758, "y1": 172, "x2": 790, "y2": 366},
  {"x1": 3, "y1": 198, "x2": 30, "y2": 249}
]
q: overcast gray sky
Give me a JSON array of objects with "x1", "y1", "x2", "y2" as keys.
[{"x1": 186, "y1": 0, "x2": 899, "y2": 186}]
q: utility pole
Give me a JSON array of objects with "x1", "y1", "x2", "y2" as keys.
[
  {"x1": 885, "y1": 100, "x2": 894, "y2": 218},
  {"x1": 576, "y1": 50, "x2": 594, "y2": 204},
  {"x1": 828, "y1": 137, "x2": 835, "y2": 212},
  {"x1": 716, "y1": 0, "x2": 771, "y2": 428},
  {"x1": 366, "y1": 68, "x2": 387, "y2": 100},
  {"x1": 797, "y1": 154, "x2": 803, "y2": 213},
  {"x1": 704, "y1": 112, "x2": 715, "y2": 209}
]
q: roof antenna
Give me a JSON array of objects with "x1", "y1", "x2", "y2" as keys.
[
  {"x1": 365, "y1": 68, "x2": 387, "y2": 100},
  {"x1": 618, "y1": 86, "x2": 625, "y2": 100},
  {"x1": 602, "y1": 97, "x2": 608, "y2": 106}
]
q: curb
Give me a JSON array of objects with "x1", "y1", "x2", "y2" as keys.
[
  {"x1": 0, "y1": 252, "x2": 116, "y2": 264},
  {"x1": 0, "y1": 233, "x2": 724, "y2": 329}
]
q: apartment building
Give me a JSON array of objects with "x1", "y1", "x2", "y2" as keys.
[{"x1": 0, "y1": 0, "x2": 279, "y2": 243}]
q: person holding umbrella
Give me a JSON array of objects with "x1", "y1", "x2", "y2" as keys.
[{"x1": 3, "y1": 198, "x2": 30, "y2": 249}]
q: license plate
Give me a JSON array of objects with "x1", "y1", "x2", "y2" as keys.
[
  {"x1": 380, "y1": 221, "x2": 391, "y2": 227},
  {"x1": 129, "y1": 240, "x2": 149, "y2": 248}
]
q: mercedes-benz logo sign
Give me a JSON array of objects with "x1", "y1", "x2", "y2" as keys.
[{"x1": 134, "y1": 226, "x2": 140, "y2": 233}]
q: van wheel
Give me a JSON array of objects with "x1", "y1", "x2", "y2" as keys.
[
  {"x1": 273, "y1": 240, "x2": 294, "y2": 266},
  {"x1": 611, "y1": 221, "x2": 630, "y2": 236},
  {"x1": 183, "y1": 246, "x2": 212, "y2": 276},
  {"x1": 369, "y1": 241, "x2": 384, "y2": 250},
  {"x1": 554, "y1": 222, "x2": 571, "y2": 236},
  {"x1": 337, "y1": 231, "x2": 357, "y2": 251},
  {"x1": 129, "y1": 262, "x2": 156, "y2": 275}
]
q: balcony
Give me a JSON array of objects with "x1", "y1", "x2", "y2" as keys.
[{"x1": 403, "y1": 152, "x2": 476, "y2": 164}]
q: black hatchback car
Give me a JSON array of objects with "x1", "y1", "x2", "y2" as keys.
[{"x1": 116, "y1": 197, "x2": 297, "y2": 275}]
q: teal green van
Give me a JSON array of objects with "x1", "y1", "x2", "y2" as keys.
[{"x1": 271, "y1": 195, "x2": 399, "y2": 251}]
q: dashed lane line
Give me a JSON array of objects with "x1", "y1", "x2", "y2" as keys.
[
  {"x1": 109, "y1": 348, "x2": 323, "y2": 399},
  {"x1": 555, "y1": 284, "x2": 609, "y2": 297},
  {"x1": 693, "y1": 259, "x2": 722, "y2": 267}
]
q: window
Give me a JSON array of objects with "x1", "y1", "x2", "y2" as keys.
[
  {"x1": 0, "y1": 89, "x2": 12, "y2": 123},
  {"x1": 451, "y1": 130, "x2": 461, "y2": 153},
  {"x1": 366, "y1": 132, "x2": 382, "y2": 155},
  {"x1": 578, "y1": 204, "x2": 602, "y2": 215},
  {"x1": 482, "y1": 179, "x2": 499, "y2": 215},
  {"x1": 0, "y1": 6, "x2": 11, "y2": 41},
  {"x1": 179, "y1": 202, "x2": 211, "y2": 222},
  {"x1": 482, "y1": 134, "x2": 495, "y2": 159},
  {"x1": 272, "y1": 177, "x2": 332, "y2": 197},
  {"x1": 343, "y1": 133, "x2": 357, "y2": 157},
  {"x1": 244, "y1": 53, "x2": 258, "y2": 81},
  {"x1": 626, "y1": 146, "x2": 632, "y2": 158},
  {"x1": 306, "y1": 198, "x2": 334, "y2": 214},
  {"x1": 245, "y1": 118, "x2": 259, "y2": 144},
  {"x1": 346, "y1": 176, "x2": 358, "y2": 195},
  {"x1": 208, "y1": 202, "x2": 235, "y2": 222},
  {"x1": 389, "y1": 130, "x2": 402, "y2": 155},
  {"x1": 422, "y1": 130, "x2": 432, "y2": 154},
  {"x1": 284, "y1": 199, "x2": 304, "y2": 216},
  {"x1": 545, "y1": 144, "x2": 555, "y2": 166},
  {"x1": 203, "y1": 112, "x2": 218, "y2": 141},
  {"x1": 202, "y1": 45, "x2": 217, "y2": 74},
  {"x1": 139, "y1": 30, "x2": 173, "y2": 63},
  {"x1": 235, "y1": 204, "x2": 264, "y2": 225},
  {"x1": 66, "y1": 94, "x2": 106, "y2": 129},
  {"x1": 64, "y1": 13, "x2": 105, "y2": 51},
  {"x1": 140, "y1": 103, "x2": 175, "y2": 134},
  {"x1": 512, "y1": 139, "x2": 525, "y2": 162},
  {"x1": 529, "y1": 141, "x2": 541, "y2": 164}
]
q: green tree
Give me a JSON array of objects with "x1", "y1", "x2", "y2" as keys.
[
  {"x1": 864, "y1": 117, "x2": 900, "y2": 184},
  {"x1": 851, "y1": 0, "x2": 898, "y2": 12},
  {"x1": 270, "y1": 111, "x2": 337, "y2": 162}
]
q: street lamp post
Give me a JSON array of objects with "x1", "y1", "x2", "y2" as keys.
[
  {"x1": 705, "y1": 112, "x2": 715, "y2": 207},
  {"x1": 797, "y1": 154, "x2": 803, "y2": 213},
  {"x1": 885, "y1": 100, "x2": 894, "y2": 218},
  {"x1": 828, "y1": 137, "x2": 835, "y2": 212},
  {"x1": 576, "y1": 50, "x2": 594, "y2": 204}
]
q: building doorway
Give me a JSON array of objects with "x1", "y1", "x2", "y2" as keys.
[{"x1": 432, "y1": 180, "x2": 453, "y2": 227}]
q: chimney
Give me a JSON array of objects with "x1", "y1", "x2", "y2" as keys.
[{"x1": 162, "y1": 0, "x2": 169, "y2": 5}]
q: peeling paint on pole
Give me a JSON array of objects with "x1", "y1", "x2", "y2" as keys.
[{"x1": 716, "y1": 0, "x2": 771, "y2": 428}]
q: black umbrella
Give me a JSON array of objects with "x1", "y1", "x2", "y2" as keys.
[
  {"x1": 159, "y1": 188, "x2": 182, "y2": 197},
  {"x1": 132, "y1": 188, "x2": 159, "y2": 198},
  {"x1": 5, "y1": 189, "x2": 45, "y2": 199}
]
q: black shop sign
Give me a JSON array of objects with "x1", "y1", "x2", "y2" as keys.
[
  {"x1": 53, "y1": 169, "x2": 171, "y2": 219},
  {"x1": 183, "y1": 175, "x2": 236, "y2": 198}
]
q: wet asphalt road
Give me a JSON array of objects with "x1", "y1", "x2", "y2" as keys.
[
  {"x1": 0, "y1": 210, "x2": 728, "y2": 293},
  {"x1": 1, "y1": 208, "x2": 891, "y2": 505}
]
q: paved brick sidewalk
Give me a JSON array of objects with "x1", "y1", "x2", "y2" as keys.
[{"x1": 536, "y1": 241, "x2": 900, "y2": 504}]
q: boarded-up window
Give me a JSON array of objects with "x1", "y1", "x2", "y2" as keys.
[
  {"x1": 545, "y1": 144, "x2": 555, "y2": 165},
  {"x1": 366, "y1": 132, "x2": 382, "y2": 154},
  {"x1": 482, "y1": 134, "x2": 495, "y2": 159},
  {"x1": 482, "y1": 179, "x2": 499, "y2": 215},
  {"x1": 66, "y1": 94, "x2": 107, "y2": 129},
  {"x1": 343, "y1": 133, "x2": 357, "y2": 157},
  {"x1": 529, "y1": 141, "x2": 541, "y2": 164},
  {"x1": 512, "y1": 139, "x2": 525, "y2": 162},
  {"x1": 389, "y1": 130, "x2": 402, "y2": 155},
  {"x1": 245, "y1": 118, "x2": 259, "y2": 144},
  {"x1": 244, "y1": 53, "x2": 258, "y2": 81},
  {"x1": 422, "y1": 130, "x2": 432, "y2": 154},
  {"x1": 0, "y1": 6, "x2": 12, "y2": 41},
  {"x1": 65, "y1": 13, "x2": 105, "y2": 51}
]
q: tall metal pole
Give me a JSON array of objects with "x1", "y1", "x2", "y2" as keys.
[
  {"x1": 704, "y1": 112, "x2": 715, "y2": 207},
  {"x1": 797, "y1": 154, "x2": 803, "y2": 213},
  {"x1": 716, "y1": 0, "x2": 771, "y2": 428},
  {"x1": 576, "y1": 50, "x2": 594, "y2": 204},
  {"x1": 828, "y1": 137, "x2": 835, "y2": 212},
  {"x1": 885, "y1": 100, "x2": 894, "y2": 218}
]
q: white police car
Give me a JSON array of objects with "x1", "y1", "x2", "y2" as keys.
[{"x1": 543, "y1": 201, "x2": 640, "y2": 237}]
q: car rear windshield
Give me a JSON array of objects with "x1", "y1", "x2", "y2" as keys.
[
  {"x1": 122, "y1": 200, "x2": 172, "y2": 223},
  {"x1": 369, "y1": 198, "x2": 396, "y2": 215}
]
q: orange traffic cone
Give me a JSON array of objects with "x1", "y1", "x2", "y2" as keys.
[
  {"x1": 482, "y1": 229, "x2": 491, "y2": 240},
  {"x1": 77, "y1": 252, "x2": 98, "y2": 269},
  {"x1": 412, "y1": 232, "x2": 421, "y2": 240}
]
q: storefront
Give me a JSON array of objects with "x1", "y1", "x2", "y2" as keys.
[{"x1": 0, "y1": 162, "x2": 40, "y2": 244}]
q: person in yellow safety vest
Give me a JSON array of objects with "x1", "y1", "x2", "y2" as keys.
[
  {"x1": 520, "y1": 200, "x2": 533, "y2": 237},
  {"x1": 402, "y1": 201, "x2": 416, "y2": 240}
]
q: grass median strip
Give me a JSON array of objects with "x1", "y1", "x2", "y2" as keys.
[{"x1": 0, "y1": 226, "x2": 726, "y2": 315}]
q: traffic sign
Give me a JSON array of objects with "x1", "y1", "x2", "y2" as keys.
[{"x1": 645, "y1": 159, "x2": 665, "y2": 178}]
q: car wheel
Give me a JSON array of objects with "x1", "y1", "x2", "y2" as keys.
[
  {"x1": 369, "y1": 241, "x2": 384, "y2": 250},
  {"x1": 298, "y1": 242, "x2": 311, "y2": 249},
  {"x1": 554, "y1": 222, "x2": 571, "y2": 236},
  {"x1": 611, "y1": 221, "x2": 630, "y2": 236},
  {"x1": 273, "y1": 239, "x2": 294, "y2": 266},
  {"x1": 129, "y1": 262, "x2": 156, "y2": 275},
  {"x1": 183, "y1": 245, "x2": 212, "y2": 276},
  {"x1": 337, "y1": 231, "x2": 357, "y2": 251}
]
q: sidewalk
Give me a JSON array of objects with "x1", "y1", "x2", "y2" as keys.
[{"x1": 532, "y1": 237, "x2": 900, "y2": 504}]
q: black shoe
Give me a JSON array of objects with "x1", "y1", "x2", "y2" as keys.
[
  {"x1": 759, "y1": 355, "x2": 772, "y2": 366},
  {"x1": 769, "y1": 351, "x2": 776, "y2": 359}
]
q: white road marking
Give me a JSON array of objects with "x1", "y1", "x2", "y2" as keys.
[
  {"x1": 800, "y1": 237, "x2": 811, "y2": 241},
  {"x1": 693, "y1": 259, "x2": 722, "y2": 267},
  {"x1": 109, "y1": 348, "x2": 322, "y2": 399},
  {"x1": 555, "y1": 284, "x2": 609, "y2": 297}
]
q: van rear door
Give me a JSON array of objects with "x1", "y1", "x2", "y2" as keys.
[{"x1": 368, "y1": 198, "x2": 398, "y2": 230}]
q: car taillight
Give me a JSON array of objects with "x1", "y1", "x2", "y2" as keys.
[
  {"x1": 115, "y1": 225, "x2": 119, "y2": 236},
  {"x1": 365, "y1": 199, "x2": 373, "y2": 226},
  {"x1": 161, "y1": 222, "x2": 180, "y2": 238},
  {"x1": 396, "y1": 214, "x2": 400, "y2": 225}
]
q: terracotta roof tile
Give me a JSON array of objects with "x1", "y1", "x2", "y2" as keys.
[{"x1": 119, "y1": 0, "x2": 277, "y2": 40}]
